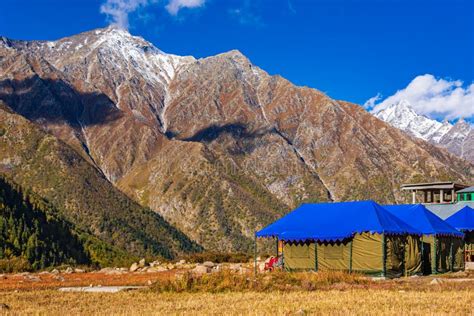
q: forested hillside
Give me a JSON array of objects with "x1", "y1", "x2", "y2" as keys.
[
  {"x1": 0, "y1": 176, "x2": 89, "y2": 271},
  {"x1": 0, "y1": 103, "x2": 202, "y2": 265}
]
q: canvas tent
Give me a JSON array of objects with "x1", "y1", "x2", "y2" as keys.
[
  {"x1": 445, "y1": 206, "x2": 474, "y2": 262},
  {"x1": 256, "y1": 201, "x2": 421, "y2": 277},
  {"x1": 384, "y1": 204, "x2": 464, "y2": 274}
]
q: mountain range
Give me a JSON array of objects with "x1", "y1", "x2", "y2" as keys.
[
  {"x1": 0, "y1": 27, "x2": 473, "y2": 259},
  {"x1": 373, "y1": 100, "x2": 474, "y2": 164}
]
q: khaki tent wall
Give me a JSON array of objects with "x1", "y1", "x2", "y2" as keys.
[
  {"x1": 452, "y1": 238, "x2": 464, "y2": 271},
  {"x1": 283, "y1": 242, "x2": 315, "y2": 270},
  {"x1": 437, "y1": 236, "x2": 452, "y2": 273},
  {"x1": 421, "y1": 235, "x2": 463, "y2": 274},
  {"x1": 404, "y1": 235, "x2": 422, "y2": 276},
  {"x1": 385, "y1": 235, "x2": 406, "y2": 278},
  {"x1": 282, "y1": 233, "x2": 420, "y2": 277},
  {"x1": 351, "y1": 233, "x2": 383, "y2": 275},
  {"x1": 465, "y1": 231, "x2": 474, "y2": 258},
  {"x1": 317, "y1": 240, "x2": 351, "y2": 271}
]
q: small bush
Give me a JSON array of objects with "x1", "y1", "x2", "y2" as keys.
[
  {"x1": 151, "y1": 270, "x2": 368, "y2": 293},
  {"x1": 0, "y1": 257, "x2": 32, "y2": 273}
]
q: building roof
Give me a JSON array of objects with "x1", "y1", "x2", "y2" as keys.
[
  {"x1": 445, "y1": 206, "x2": 474, "y2": 232},
  {"x1": 457, "y1": 186, "x2": 474, "y2": 193},
  {"x1": 401, "y1": 182, "x2": 468, "y2": 191},
  {"x1": 383, "y1": 204, "x2": 463, "y2": 237},
  {"x1": 425, "y1": 201, "x2": 474, "y2": 219},
  {"x1": 256, "y1": 200, "x2": 421, "y2": 242}
]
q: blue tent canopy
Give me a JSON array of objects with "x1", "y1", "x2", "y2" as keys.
[
  {"x1": 383, "y1": 204, "x2": 463, "y2": 238},
  {"x1": 445, "y1": 206, "x2": 474, "y2": 232},
  {"x1": 256, "y1": 200, "x2": 421, "y2": 242}
]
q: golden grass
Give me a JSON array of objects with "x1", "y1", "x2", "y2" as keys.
[
  {"x1": 152, "y1": 270, "x2": 368, "y2": 293},
  {"x1": 1, "y1": 288, "x2": 473, "y2": 315},
  {"x1": 1, "y1": 271, "x2": 473, "y2": 315}
]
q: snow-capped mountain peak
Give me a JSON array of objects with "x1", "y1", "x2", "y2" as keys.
[
  {"x1": 373, "y1": 100, "x2": 452, "y2": 142},
  {"x1": 373, "y1": 100, "x2": 473, "y2": 163}
]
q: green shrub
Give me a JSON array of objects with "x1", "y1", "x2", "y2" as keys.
[{"x1": 0, "y1": 257, "x2": 32, "y2": 273}]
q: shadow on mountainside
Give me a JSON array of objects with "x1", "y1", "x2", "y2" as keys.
[
  {"x1": 180, "y1": 123, "x2": 304, "y2": 158},
  {"x1": 0, "y1": 76, "x2": 122, "y2": 127},
  {"x1": 179, "y1": 123, "x2": 285, "y2": 156}
]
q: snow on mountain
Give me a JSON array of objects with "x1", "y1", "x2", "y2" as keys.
[
  {"x1": 373, "y1": 100, "x2": 452, "y2": 142},
  {"x1": 35, "y1": 26, "x2": 196, "y2": 87},
  {"x1": 373, "y1": 100, "x2": 473, "y2": 163}
]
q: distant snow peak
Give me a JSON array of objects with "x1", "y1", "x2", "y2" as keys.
[
  {"x1": 373, "y1": 99, "x2": 473, "y2": 163},
  {"x1": 373, "y1": 99, "x2": 452, "y2": 142}
]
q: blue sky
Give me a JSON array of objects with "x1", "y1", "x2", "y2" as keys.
[{"x1": 1, "y1": 0, "x2": 473, "y2": 120}]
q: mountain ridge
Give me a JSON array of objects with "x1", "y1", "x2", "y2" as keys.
[
  {"x1": 1, "y1": 27, "x2": 473, "y2": 253},
  {"x1": 373, "y1": 100, "x2": 474, "y2": 163}
]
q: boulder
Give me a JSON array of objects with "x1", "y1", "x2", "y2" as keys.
[
  {"x1": 229, "y1": 263, "x2": 241, "y2": 271},
  {"x1": 53, "y1": 275, "x2": 65, "y2": 282},
  {"x1": 147, "y1": 266, "x2": 168, "y2": 273},
  {"x1": 430, "y1": 278, "x2": 443, "y2": 285},
  {"x1": 74, "y1": 268, "x2": 85, "y2": 273},
  {"x1": 178, "y1": 259, "x2": 186, "y2": 265},
  {"x1": 51, "y1": 269, "x2": 59, "y2": 274},
  {"x1": 192, "y1": 265, "x2": 210, "y2": 275},
  {"x1": 24, "y1": 275, "x2": 41, "y2": 282},
  {"x1": 101, "y1": 268, "x2": 124, "y2": 275},
  {"x1": 129, "y1": 263, "x2": 139, "y2": 272},
  {"x1": 64, "y1": 267, "x2": 74, "y2": 274},
  {"x1": 138, "y1": 258, "x2": 146, "y2": 268},
  {"x1": 203, "y1": 261, "x2": 215, "y2": 268}
]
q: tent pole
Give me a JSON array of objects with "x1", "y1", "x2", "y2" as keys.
[
  {"x1": 450, "y1": 239, "x2": 454, "y2": 272},
  {"x1": 420, "y1": 238, "x2": 424, "y2": 275},
  {"x1": 276, "y1": 237, "x2": 279, "y2": 257},
  {"x1": 349, "y1": 239, "x2": 353, "y2": 273},
  {"x1": 382, "y1": 234, "x2": 386, "y2": 278},
  {"x1": 403, "y1": 236, "x2": 406, "y2": 277},
  {"x1": 463, "y1": 239, "x2": 466, "y2": 271},
  {"x1": 314, "y1": 240, "x2": 318, "y2": 272},
  {"x1": 433, "y1": 236, "x2": 437, "y2": 274},
  {"x1": 254, "y1": 234, "x2": 257, "y2": 276}
]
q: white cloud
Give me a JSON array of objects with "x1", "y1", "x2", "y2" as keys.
[
  {"x1": 368, "y1": 74, "x2": 474, "y2": 120},
  {"x1": 100, "y1": 0, "x2": 206, "y2": 29},
  {"x1": 165, "y1": 0, "x2": 205, "y2": 15},
  {"x1": 100, "y1": 0, "x2": 153, "y2": 29},
  {"x1": 363, "y1": 93, "x2": 382, "y2": 109}
]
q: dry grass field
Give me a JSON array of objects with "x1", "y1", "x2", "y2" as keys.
[{"x1": 1, "y1": 270, "x2": 473, "y2": 315}]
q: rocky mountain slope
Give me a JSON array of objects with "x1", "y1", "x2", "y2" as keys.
[
  {"x1": 0, "y1": 102, "x2": 200, "y2": 264},
  {"x1": 373, "y1": 100, "x2": 474, "y2": 163},
  {"x1": 0, "y1": 27, "x2": 473, "y2": 252}
]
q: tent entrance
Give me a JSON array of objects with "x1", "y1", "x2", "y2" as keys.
[{"x1": 421, "y1": 242, "x2": 431, "y2": 275}]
